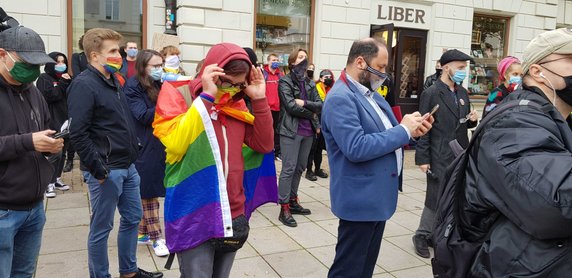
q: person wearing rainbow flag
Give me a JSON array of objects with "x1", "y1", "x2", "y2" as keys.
[{"x1": 153, "y1": 43, "x2": 276, "y2": 277}]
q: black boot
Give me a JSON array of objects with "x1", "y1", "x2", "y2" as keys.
[
  {"x1": 315, "y1": 169, "x2": 329, "y2": 178},
  {"x1": 63, "y1": 160, "x2": 73, "y2": 173},
  {"x1": 412, "y1": 234, "x2": 430, "y2": 258},
  {"x1": 279, "y1": 203, "x2": 297, "y2": 227},
  {"x1": 289, "y1": 197, "x2": 311, "y2": 215},
  {"x1": 305, "y1": 170, "x2": 317, "y2": 181}
]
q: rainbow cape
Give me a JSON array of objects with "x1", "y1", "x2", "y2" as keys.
[{"x1": 153, "y1": 81, "x2": 278, "y2": 253}]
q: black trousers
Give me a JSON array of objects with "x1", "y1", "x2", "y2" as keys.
[
  {"x1": 328, "y1": 219, "x2": 386, "y2": 278},
  {"x1": 271, "y1": 110, "x2": 280, "y2": 156},
  {"x1": 307, "y1": 132, "x2": 326, "y2": 172}
]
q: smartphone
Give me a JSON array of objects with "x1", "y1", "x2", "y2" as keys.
[
  {"x1": 52, "y1": 130, "x2": 69, "y2": 139},
  {"x1": 423, "y1": 104, "x2": 439, "y2": 120}
]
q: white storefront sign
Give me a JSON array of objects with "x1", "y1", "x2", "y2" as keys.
[{"x1": 371, "y1": 1, "x2": 432, "y2": 30}]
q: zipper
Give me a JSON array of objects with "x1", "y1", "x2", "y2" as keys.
[
  {"x1": 222, "y1": 125, "x2": 229, "y2": 181},
  {"x1": 105, "y1": 136, "x2": 112, "y2": 163},
  {"x1": 444, "y1": 223, "x2": 452, "y2": 238},
  {"x1": 33, "y1": 154, "x2": 42, "y2": 199}
]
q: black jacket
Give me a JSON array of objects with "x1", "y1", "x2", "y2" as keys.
[
  {"x1": 278, "y1": 73, "x2": 322, "y2": 138},
  {"x1": 67, "y1": 65, "x2": 139, "y2": 180},
  {"x1": 463, "y1": 87, "x2": 572, "y2": 276},
  {"x1": 71, "y1": 52, "x2": 88, "y2": 76},
  {"x1": 415, "y1": 79, "x2": 477, "y2": 210},
  {"x1": 423, "y1": 72, "x2": 440, "y2": 92},
  {"x1": 37, "y1": 52, "x2": 71, "y2": 130},
  {"x1": 0, "y1": 77, "x2": 53, "y2": 210}
]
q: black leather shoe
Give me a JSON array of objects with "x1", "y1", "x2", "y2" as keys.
[
  {"x1": 412, "y1": 234, "x2": 430, "y2": 258},
  {"x1": 315, "y1": 169, "x2": 329, "y2": 178},
  {"x1": 279, "y1": 204, "x2": 297, "y2": 227},
  {"x1": 289, "y1": 198, "x2": 311, "y2": 215},
  {"x1": 121, "y1": 268, "x2": 163, "y2": 278},
  {"x1": 63, "y1": 160, "x2": 73, "y2": 173},
  {"x1": 305, "y1": 170, "x2": 317, "y2": 181}
]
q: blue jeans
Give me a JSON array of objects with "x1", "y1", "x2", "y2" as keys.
[
  {"x1": 0, "y1": 201, "x2": 46, "y2": 278},
  {"x1": 83, "y1": 164, "x2": 142, "y2": 278}
]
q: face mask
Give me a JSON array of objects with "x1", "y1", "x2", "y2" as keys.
[
  {"x1": 4, "y1": 52, "x2": 41, "y2": 83},
  {"x1": 149, "y1": 67, "x2": 163, "y2": 81},
  {"x1": 508, "y1": 76, "x2": 522, "y2": 85},
  {"x1": 307, "y1": 70, "x2": 314, "y2": 79},
  {"x1": 102, "y1": 56, "x2": 122, "y2": 74},
  {"x1": 361, "y1": 63, "x2": 388, "y2": 92},
  {"x1": 270, "y1": 61, "x2": 280, "y2": 69},
  {"x1": 436, "y1": 68, "x2": 442, "y2": 75},
  {"x1": 54, "y1": 64, "x2": 67, "y2": 73},
  {"x1": 126, "y1": 49, "x2": 138, "y2": 58},
  {"x1": 291, "y1": 59, "x2": 308, "y2": 80},
  {"x1": 554, "y1": 75, "x2": 572, "y2": 106},
  {"x1": 214, "y1": 86, "x2": 242, "y2": 103},
  {"x1": 165, "y1": 55, "x2": 180, "y2": 69},
  {"x1": 449, "y1": 69, "x2": 466, "y2": 84},
  {"x1": 324, "y1": 78, "x2": 334, "y2": 87}
]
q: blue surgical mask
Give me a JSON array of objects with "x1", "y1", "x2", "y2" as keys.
[
  {"x1": 126, "y1": 49, "x2": 138, "y2": 58},
  {"x1": 509, "y1": 76, "x2": 522, "y2": 85},
  {"x1": 150, "y1": 67, "x2": 163, "y2": 81},
  {"x1": 270, "y1": 61, "x2": 280, "y2": 69},
  {"x1": 54, "y1": 64, "x2": 67, "y2": 73},
  {"x1": 450, "y1": 69, "x2": 466, "y2": 84}
]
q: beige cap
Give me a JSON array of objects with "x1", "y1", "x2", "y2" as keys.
[{"x1": 522, "y1": 28, "x2": 572, "y2": 74}]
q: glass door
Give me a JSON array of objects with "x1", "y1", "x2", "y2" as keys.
[{"x1": 393, "y1": 28, "x2": 427, "y2": 115}]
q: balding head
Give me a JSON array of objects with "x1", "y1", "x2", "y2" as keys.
[{"x1": 346, "y1": 38, "x2": 387, "y2": 66}]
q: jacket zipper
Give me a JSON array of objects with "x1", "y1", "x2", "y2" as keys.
[{"x1": 222, "y1": 125, "x2": 229, "y2": 181}]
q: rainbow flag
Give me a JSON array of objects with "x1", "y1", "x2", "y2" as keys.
[{"x1": 153, "y1": 81, "x2": 277, "y2": 253}]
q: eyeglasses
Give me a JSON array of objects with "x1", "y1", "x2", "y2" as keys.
[{"x1": 219, "y1": 77, "x2": 247, "y2": 90}]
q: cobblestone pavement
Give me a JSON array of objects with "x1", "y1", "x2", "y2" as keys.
[{"x1": 36, "y1": 150, "x2": 434, "y2": 277}]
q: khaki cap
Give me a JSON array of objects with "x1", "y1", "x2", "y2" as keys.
[{"x1": 522, "y1": 28, "x2": 572, "y2": 74}]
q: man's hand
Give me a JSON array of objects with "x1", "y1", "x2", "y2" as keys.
[
  {"x1": 401, "y1": 112, "x2": 425, "y2": 134},
  {"x1": 32, "y1": 130, "x2": 64, "y2": 153},
  {"x1": 419, "y1": 164, "x2": 430, "y2": 173},
  {"x1": 468, "y1": 110, "x2": 478, "y2": 122},
  {"x1": 201, "y1": 64, "x2": 225, "y2": 98},
  {"x1": 411, "y1": 114, "x2": 434, "y2": 138},
  {"x1": 61, "y1": 73, "x2": 71, "y2": 80},
  {"x1": 244, "y1": 65, "x2": 266, "y2": 100},
  {"x1": 294, "y1": 99, "x2": 305, "y2": 106}
]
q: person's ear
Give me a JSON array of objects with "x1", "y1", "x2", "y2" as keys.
[{"x1": 528, "y1": 64, "x2": 545, "y2": 83}]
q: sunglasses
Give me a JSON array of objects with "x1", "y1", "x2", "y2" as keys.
[{"x1": 219, "y1": 77, "x2": 247, "y2": 90}]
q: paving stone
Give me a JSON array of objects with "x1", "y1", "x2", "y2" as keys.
[
  {"x1": 256, "y1": 203, "x2": 311, "y2": 226},
  {"x1": 248, "y1": 210, "x2": 274, "y2": 229},
  {"x1": 263, "y1": 249, "x2": 328, "y2": 278},
  {"x1": 307, "y1": 245, "x2": 386, "y2": 274},
  {"x1": 44, "y1": 206, "x2": 90, "y2": 230},
  {"x1": 385, "y1": 234, "x2": 432, "y2": 265},
  {"x1": 299, "y1": 185, "x2": 330, "y2": 202},
  {"x1": 248, "y1": 226, "x2": 302, "y2": 255},
  {"x1": 40, "y1": 226, "x2": 88, "y2": 255},
  {"x1": 384, "y1": 220, "x2": 413, "y2": 238},
  {"x1": 278, "y1": 222, "x2": 337, "y2": 249},
  {"x1": 315, "y1": 219, "x2": 339, "y2": 237},
  {"x1": 35, "y1": 250, "x2": 88, "y2": 278},
  {"x1": 300, "y1": 201, "x2": 337, "y2": 222},
  {"x1": 230, "y1": 256, "x2": 280, "y2": 277},
  {"x1": 390, "y1": 211, "x2": 421, "y2": 232},
  {"x1": 392, "y1": 265, "x2": 433, "y2": 278},
  {"x1": 45, "y1": 192, "x2": 89, "y2": 210},
  {"x1": 235, "y1": 242, "x2": 259, "y2": 259},
  {"x1": 397, "y1": 194, "x2": 425, "y2": 211},
  {"x1": 377, "y1": 241, "x2": 426, "y2": 272}
]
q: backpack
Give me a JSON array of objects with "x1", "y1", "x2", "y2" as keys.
[{"x1": 431, "y1": 99, "x2": 544, "y2": 278}]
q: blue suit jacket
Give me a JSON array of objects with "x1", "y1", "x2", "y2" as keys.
[{"x1": 321, "y1": 74, "x2": 409, "y2": 221}]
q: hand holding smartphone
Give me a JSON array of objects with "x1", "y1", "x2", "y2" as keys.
[{"x1": 423, "y1": 104, "x2": 439, "y2": 120}]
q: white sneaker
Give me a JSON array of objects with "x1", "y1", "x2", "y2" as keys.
[
  {"x1": 55, "y1": 177, "x2": 70, "y2": 191},
  {"x1": 152, "y1": 239, "x2": 170, "y2": 257},
  {"x1": 45, "y1": 183, "x2": 56, "y2": 198}
]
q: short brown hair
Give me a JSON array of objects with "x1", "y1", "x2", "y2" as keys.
[
  {"x1": 288, "y1": 48, "x2": 308, "y2": 67},
  {"x1": 161, "y1": 45, "x2": 180, "y2": 57},
  {"x1": 267, "y1": 53, "x2": 278, "y2": 62},
  {"x1": 82, "y1": 28, "x2": 123, "y2": 57}
]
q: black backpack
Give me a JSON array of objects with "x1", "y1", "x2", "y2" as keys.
[{"x1": 431, "y1": 99, "x2": 543, "y2": 278}]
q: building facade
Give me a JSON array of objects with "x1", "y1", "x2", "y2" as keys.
[{"x1": 3, "y1": 0, "x2": 572, "y2": 112}]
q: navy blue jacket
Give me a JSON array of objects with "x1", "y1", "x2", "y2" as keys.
[
  {"x1": 67, "y1": 65, "x2": 139, "y2": 180},
  {"x1": 124, "y1": 77, "x2": 166, "y2": 199},
  {"x1": 321, "y1": 72, "x2": 409, "y2": 221}
]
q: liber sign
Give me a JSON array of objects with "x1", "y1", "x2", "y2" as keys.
[{"x1": 371, "y1": 1, "x2": 432, "y2": 30}]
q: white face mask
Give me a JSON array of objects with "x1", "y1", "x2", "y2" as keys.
[{"x1": 165, "y1": 55, "x2": 180, "y2": 69}]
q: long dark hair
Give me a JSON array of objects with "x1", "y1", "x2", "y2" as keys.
[{"x1": 135, "y1": 49, "x2": 164, "y2": 103}]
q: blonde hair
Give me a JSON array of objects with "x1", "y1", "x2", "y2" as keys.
[
  {"x1": 82, "y1": 28, "x2": 123, "y2": 58},
  {"x1": 161, "y1": 45, "x2": 181, "y2": 57}
]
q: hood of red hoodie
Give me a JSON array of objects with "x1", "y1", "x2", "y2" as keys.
[{"x1": 190, "y1": 43, "x2": 252, "y2": 97}]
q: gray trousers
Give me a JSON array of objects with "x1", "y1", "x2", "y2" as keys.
[
  {"x1": 177, "y1": 241, "x2": 237, "y2": 278},
  {"x1": 278, "y1": 134, "x2": 314, "y2": 203},
  {"x1": 415, "y1": 205, "x2": 436, "y2": 237}
]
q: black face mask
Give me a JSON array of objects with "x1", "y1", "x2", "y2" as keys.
[
  {"x1": 307, "y1": 70, "x2": 314, "y2": 79},
  {"x1": 291, "y1": 59, "x2": 308, "y2": 81},
  {"x1": 555, "y1": 75, "x2": 572, "y2": 106},
  {"x1": 324, "y1": 78, "x2": 334, "y2": 87}
]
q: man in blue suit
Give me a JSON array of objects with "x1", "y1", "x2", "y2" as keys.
[{"x1": 322, "y1": 38, "x2": 433, "y2": 277}]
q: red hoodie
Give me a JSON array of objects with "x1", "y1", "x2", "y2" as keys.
[
  {"x1": 263, "y1": 64, "x2": 282, "y2": 111},
  {"x1": 190, "y1": 43, "x2": 274, "y2": 218}
]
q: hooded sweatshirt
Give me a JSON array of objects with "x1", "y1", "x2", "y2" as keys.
[
  {"x1": 37, "y1": 52, "x2": 71, "y2": 130},
  {"x1": 188, "y1": 43, "x2": 274, "y2": 218},
  {"x1": 263, "y1": 64, "x2": 282, "y2": 111}
]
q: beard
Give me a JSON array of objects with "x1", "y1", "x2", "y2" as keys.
[{"x1": 358, "y1": 70, "x2": 373, "y2": 91}]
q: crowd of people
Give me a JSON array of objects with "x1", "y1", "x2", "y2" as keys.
[{"x1": 1, "y1": 12, "x2": 572, "y2": 277}]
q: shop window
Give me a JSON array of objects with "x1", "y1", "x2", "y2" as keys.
[
  {"x1": 70, "y1": 0, "x2": 145, "y2": 54},
  {"x1": 469, "y1": 14, "x2": 510, "y2": 96},
  {"x1": 255, "y1": 0, "x2": 313, "y2": 67}
]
